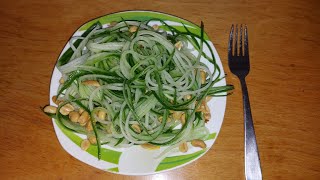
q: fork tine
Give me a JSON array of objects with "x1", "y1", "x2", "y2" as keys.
[
  {"x1": 240, "y1": 24, "x2": 243, "y2": 56},
  {"x1": 228, "y1": 24, "x2": 234, "y2": 58},
  {"x1": 235, "y1": 24, "x2": 238, "y2": 56},
  {"x1": 244, "y1": 25, "x2": 249, "y2": 57}
]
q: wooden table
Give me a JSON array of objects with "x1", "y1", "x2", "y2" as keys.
[{"x1": 1, "y1": 0, "x2": 319, "y2": 179}]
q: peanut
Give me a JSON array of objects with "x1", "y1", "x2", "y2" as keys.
[
  {"x1": 79, "y1": 121, "x2": 87, "y2": 127},
  {"x1": 191, "y1": 139, "x2": 207, "y2": 149},
  {"x1": 86, "y1": 121, "x2": 93, "y2": 131},
  {"x1": 179, "y1": 142, "x2": 188, "y2": 153},
  {"x1": 80, "y1": 139, "x2": 90, "y2": 151},
  {"x1": 159, "y1": 116, "x2": 172, "y2": 123},
  {"x1": 152, "y1": 24, "x2": 159, "y2": 31},
  {"x1": 196, "y1": 103, "x2": 205, "y2": 112},
  {"x1": 59, "y1": 77, "x2": 65, "y2": 84},
  {"x1": 43, "y1": 105, "x2": 57, "y2": 114},
  {"x1": 106, "y1": 124, "x2": 112, "y2": 134},
  {"x1": 131, "y1": 124, "x2": 141, "y2": 133},
  {"x1": 204, "y1": 102, "x2": 210, "y2": 112},
  {"x1": 200, "y1": 70, "x2": 206, "y2": 84},
  {"x1": 69, "y1": 111, "x2": 80, "y2": 123},
  {"x1": 204, "y1": 112, "x2": 211, "y2": 122},
  {"x1": 110, "y1": 21, "x2": 117, "y2": 27},
  {"x1": 172, "y1": 111, "x2": 182, "y2": 120},
  {"x1": 141, "y1": 143, "x2": 160, "y2": 150},
  {"x1": 167, "y1": 117, "x2": 172, "y2": 122},
  {"x1": 59, "y1": 104, "x2": 74, "y2": 115},
  {"x1": 88, "y1": 135, "x2": 97, "y2": 145},
  {"x1": 82, "y1": 80, "x2": 100, "y2": 87},
  {"x1": 97, "y1": 110, "x2": 106, "y2": 120},
  {"x1": 129, "y1": 26, "x2": 138, "y2": 33},
  {"x1": 174, "y1": 41, "x2": 183, "y2": 50},
  {"x1": 180, "y1": 113, "x2": 186, "y2": 125},
  {"x1": 184, "y1": 94, "x2": 192, "y2": 100},
  {"x1": 79, "y1": 108, "x2": 84, "y2": 115},
  {"x1": 78, "y1": 111, "x2": 89, "y2": 125},
  {"x1": 52, "y1": 95, "x2": 62, "y2": 105},
  {"x1": 63, "y1": 104, "x2": 74, "y2": 111},
  {"x1": 206, "y1": 96, "x2": 212, "y2": 102}
]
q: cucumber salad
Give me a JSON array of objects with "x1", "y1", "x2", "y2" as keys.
[{"x1": 43, "y1": 19, "x2": 233, "y2": 160}]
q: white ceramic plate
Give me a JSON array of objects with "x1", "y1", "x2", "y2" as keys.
[{"x1": 49, "y1": 10, "x2": 227, "y2": 175}]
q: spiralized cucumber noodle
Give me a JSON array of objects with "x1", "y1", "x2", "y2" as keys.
[{"x1": 45, "y1": 19, "x2": 233, "y2": 160}]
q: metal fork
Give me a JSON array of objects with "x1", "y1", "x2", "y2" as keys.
[{"x1": 228, "y1": 24, "x2": 262, "y2": 180}]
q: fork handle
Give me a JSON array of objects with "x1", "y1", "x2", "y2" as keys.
[{"x1": 240, "y1": 77, "x2": 262, "y2": 180}]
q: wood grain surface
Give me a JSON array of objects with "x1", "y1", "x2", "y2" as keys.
[{"x1": 0, "y1": 0, "x2": 319, "y2": 179}]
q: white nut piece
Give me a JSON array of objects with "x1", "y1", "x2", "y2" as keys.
[
  {"x1": 191, "y1": 139, "x2": 207, "y2": 149},
  {"x1": 82, "y1": 80, "x2": 100, "y2": 87},
  {"x1": 69, "y1": 111, "x2": 80, "y2": 123},
  {"x1": 80, "y1": 139, "x2": 90, "y2": 151},
  {"x1": 131, "y1": 124, "x2": 141, "y2": 133},
  {"x1": 179, "y1": 142, "x2": 188, "y2": 153},
  {"x1": 141, "y1": 143, "x2": 160, "y2": 150},
  {"x1": 43, "y1": 106, "x2": 57, "y2": 114},
  {"x1": 129, "y1": 26, "x2": 138, "y2": 33},
  {"x1": 174, "y1": 41, "x2": 183, "y2": 50}
]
